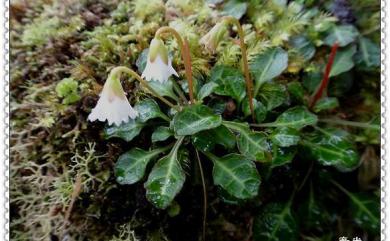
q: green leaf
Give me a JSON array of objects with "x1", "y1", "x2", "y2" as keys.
[
  {"x1": 242, "y1": 98, "x2": 267, "y2": 123},
  {"x1": 173, "y1": 105, "x2": 222, "y2": 136},
  {"x1": 271, "y1": 127, "x2": 300, "y2": 147},
  {"x1": 192, "y1": 125, "x2": 236, "y2": 152},
  {"x1": 287, "y1": 81, "x2": 305, "y2": 103},
  {"x1": 144, "y1": 138, "x2": 186, "y2": 209},
  {"x1": 104, "y1": 119, "x2": 146, "y2": 141},
  {"x1": 237, "y1": 131, "x2": 269, "y2": 161},
  {"x1": 301, "y1": 128, "x2": 359, "y2": 171},
  {"x1": 289, "y1": 36, "x2": 315, "y2": 61},
  {"x1": 258, "y1": 83, "x2": 287, "y2": 111},
  {"x1": 209, "y1": 65, "x2": 246, "y2": 103},
  {"x1": 136, "y1": 48, "x2": 148, "y2": 73},
  {"x1": 349, "y1": 193, "x2": 380, "y2": 233},
  {"x1": 197, "y1": 82, "x2": 218, "y2": 101},
  {"x1": 250, "y1": 48, "x2": 288, "y2": 95},
  {"x1": 324, "y1": 25, "x2": 359, "y2": 47},
  {"x1": 221, "y1": 0, "x2": 248, "y2": 19},
  {"x1": 115, "y1": 147, "x2": 168, "y2": 185},
  {"x1": 223, "y1": 121, "x2": 270, "y2": 162},
  {"x1": 148, "y1": 80, "x2": 179, "y2": 102},
  {"x1": 302, "y1": 71, "x2": 322, "y2": 93},
  {"x1": 329, "y1": 45, "x2": 356, "y2": 77},
  {"x1": 135, "y1": 99, "x2": 169, "y2": 122},
  {"x1": 298, "y1": 184, "x2": 330, "y2": 229},
  {"x1": 253, "y1": 203, "x2": 298, "y2": 241},
  {"x1": 313, "y1": 97, "x2": 339, "y2": 113},
  {"x1": 274, "y1": 106, "x2": 317, "y2": 129},
  {"x1": 333, "y1": 182, "x2": 380, "y2": 233},
  {"x1": 271, "y1": 145, "x2": 297, "y2": 168},
  {"x1": 356, "y1": 37, "x2": 380, "y2": 68},
  {"x1": 152, "y1": 126, "x2": 173, "y2": 142},
  {"x1": 208, "y1": 153, "x2": 261, "y2": 199}
]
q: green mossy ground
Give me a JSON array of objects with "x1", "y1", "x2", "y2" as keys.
[{"x1": 10, "y1": 0, "x2": 380, "y2": 240}]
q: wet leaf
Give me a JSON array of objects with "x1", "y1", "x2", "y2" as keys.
[
  {"x1": 197, "y1": 82, "x2": 218, "y2": 101},
  {"x1": 349, "y1": 193, "x2": 380, "y2": 233},
  {"x1": 329, "y1": 45, "x2": 356, "y2": 77},
  {"x1": 148, "y1": 80, "x2": 179, "y2": 102},
  {"x1": 313, "y1": 97, "x2": 339, "y2": 113},
  {"x1": 289, "y1": 36, "x2": 315, "y2": 61},
  {"x1": 271, "y1": 127, "x2": 300, "y2": 147},
  {"x1": 258, "y1": 82, "x2": 287, "y2": 111},
  {"x1": 209, "y1": 153, "x2": 261, "y2": 199},
  {"x1": 274, "y1": 106, "x2": 317, "y2": 129},
  {"x1": 192, "y1": 125, "x2": 236, "y2": 152},
  {"x1": 223, "y1": 121, "x2": 270, "y2": 162},
  {"x1": 301, "y1": 128, "x2": 359, "y2": 171},
  {"x1": 104, "y1": 119, "x2": 146, "y2": 141},
  {"x1": 145, "y1": 138, "x2": 186, "y2": 209},
  {"x1": 241, "y1": 97, "x2": 267, "y2": 123},
  {"x1": 209, "y1": 65, "x2": 246, "y2": 103},
  {"x1": 356, "y1": 37, "x2": 380, "y2": 68},
  {"x1": 115, "y1": 147, "x2": 167, "y2": 185},
  {"x1": 298, "y1": 185, "x2": 330, "y2": 229},
  {"x1": 324, "y1": 25, "x2": 359, "y2": 47},
  {"x1": 253, "y1": 203, "x2": 298, "y2": 241},
  {"x1": 271, "y1": 145, "x2": 297, "y2": 168},
  {"x1": 152, "y1": 126, "x2": 173, "y2": 142},
  {"x1": 250, "y1": 48, "x2": 288, "y2": 94},
  {"x1": 135, "y1": 99, "x2": 169, "y2": 122},
  {"x1": 237, "y1": 130, "x2": 269, "y2": 161},
  {"x1": 287, "y1": 81, "x2": 305, "y2": 103},
  {"x1": 173, "y1": 104, "x2": 222, "y2": 136}
]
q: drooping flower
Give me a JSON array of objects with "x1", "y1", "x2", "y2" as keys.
[
  {"x1": 141, "y1": 38, "x2": 178, "y2": 83},
  {"x1": 199, "y1": 22, "x2": 227, "y2": 53},
  {"x1": 88, "y1": 72, "x2": 138, "y2": 126}
]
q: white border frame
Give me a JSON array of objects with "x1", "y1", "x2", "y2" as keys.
[
  {"x1": 1, "y1": 0, "x2": 9, "y2": 240},
  {"x1": 1, "y1": 1, "x2": 388, "y2": 241}
]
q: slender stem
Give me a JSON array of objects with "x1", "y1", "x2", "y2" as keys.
[
  {"x1": 195, "y1": 149, "x2": 207, "y2": 241},
  {"x1": 223, "y1": 16, "x2": 255, "y2": 121},
  {"x1": 309, "y1": 42, "x2": 339, "y2": 108},
  {"x1": 171, "y1": 79, "x2": 188, "y2": 104},
  {"x1": 319, "y1": 118, "x2": 380, "y2": 130},
  {"x1": 110, "y1": 66, "x2": 179, "y2": 111},
  {"x1": 155, "y1": 27, "x2": 195, "y2": 104}
]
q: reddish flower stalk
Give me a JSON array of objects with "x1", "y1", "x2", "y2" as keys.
[{"x1": 309, "y1": 42, "x2": 339, "y2": 108}]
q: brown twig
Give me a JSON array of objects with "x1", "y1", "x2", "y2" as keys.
[
  {"x1": 223, "y1": 16, "x2": 255, "y2": 121},
  {"x1": 309, "y1": 42, "x2": 339, "y2": 108}
]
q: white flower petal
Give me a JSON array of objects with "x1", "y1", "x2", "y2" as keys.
[
  {"x1": 88, "y1": 82, "x2": 138, "y2": 126},
  {"x1": 141, "y1": 55, "x2": 178, "y2": 83}
]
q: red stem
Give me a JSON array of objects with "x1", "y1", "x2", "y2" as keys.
[{"x1": 309, "y1": 42, "x2": 339, "y2": 108}]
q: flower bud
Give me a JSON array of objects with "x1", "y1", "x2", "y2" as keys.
[{"x1": 199, "y1": 22, "x2": 227, "y2": 53}]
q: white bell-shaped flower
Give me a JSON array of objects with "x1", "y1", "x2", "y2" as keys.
[
  {"x1": 199, "y1": 22, "x2": 227, "y2": 53},
  {"x1": 88, "y1": 72, "x2": 138, "y2": 126},
  {"x1": 141, "y1": 38, "x2": 178, "y2": 83}
]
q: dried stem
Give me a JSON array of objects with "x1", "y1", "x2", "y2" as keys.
[
  {"x1": 223, "y1": 16, "x2": 255, "y2": 121},
  {"x1": 309, "y1": 42, "x2": 339, "y2": 108},
  {"x1": 110, "y1": 66, "x2": 179, "y2": 111},
  {"x1": 155, "y1": 27, "x2": 195, "y2": 104}
]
